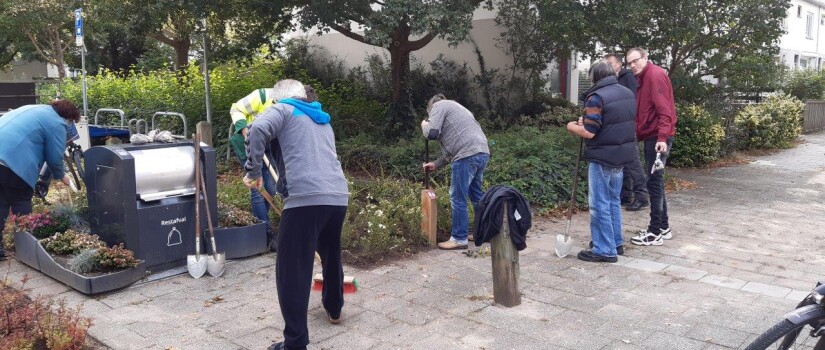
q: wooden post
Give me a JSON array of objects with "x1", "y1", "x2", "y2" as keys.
[
  {"x1": 196, "y1": 121, "x2": 213, "y2": 147},
  {"x1": 421, "y1": 189, "x2": 438, "y2": 246},
  {"x1": 491, "y1": 202, "x2": 521, "y2": 307}
]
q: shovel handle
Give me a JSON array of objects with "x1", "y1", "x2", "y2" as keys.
[
  {"x1": 424, "y1": 139, "x2": 430, "y2": 189},
  {"x1": 193, "y1": 133, "x2": 202, "y2": 256},
  {"x1": 198, "y1": 155, "x2": 220, "y2": 258},
  {"x1": 567, "y1": 137, "x2": 584, "y2": 221}
]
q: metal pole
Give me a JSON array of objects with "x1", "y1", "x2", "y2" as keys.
[
  {"x1": 81, "y1": 44, "x2": 88, "y2": 118},
  {"x1": 202, "y1": 18, "x2": 212, "y2": 123}
]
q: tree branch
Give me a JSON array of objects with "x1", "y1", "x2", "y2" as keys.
[
  {"x1": 408, "y1": 32, "x2": 437, "y2": 51},
  {"x1": 329, "y1": 23, "x2": 371, "y2": 46}
]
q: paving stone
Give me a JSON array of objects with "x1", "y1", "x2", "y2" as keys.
[
  {"x1": 699, "y1": 274, "x2": 748, "y2": 290},
  {"x1": 623, "y1": 258, "x2": 669, "y2": 273},
  {"x1": 786, "y1": 289, "x2": 812, "y2": 301},
  {"x1": 741, "y1": 281, "x2": 792, "y2": 298},
  {"x1": 640, "y1": 331, "x2": 708, "y2": 350},
  {"x1": 684, "y1": 323, "x2": 750, "y2": 349},
  {"x1": 662, "y1": 265, "x2": 707, "y2": 281}
]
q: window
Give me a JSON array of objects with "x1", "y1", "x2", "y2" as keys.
[
  {"x1": 800, "y1": 58, "x2": 808, "y2": 69},
  {"x1": 821, "y1": 14, "x2": 825, "y2": 25},
  {"x1": 798, "y1": 5, "x2": 803, "y2": 18},
  {"x1": 795, "y1": 54, "x2": 800, "y2": 69},
  {"x1": 807, "y1": 12, "x2": 815, "y2": 39}
]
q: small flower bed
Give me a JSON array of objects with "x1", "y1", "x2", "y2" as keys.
[{"x1": 217, "y1": 203, "x2": 259, "y2": 227}]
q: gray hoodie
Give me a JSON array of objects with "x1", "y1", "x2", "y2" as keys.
[{"x1": 245, "y1": 101, "x2": 349, "y2": 209}]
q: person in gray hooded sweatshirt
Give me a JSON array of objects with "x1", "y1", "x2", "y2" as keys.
[{"x1": 243, "y1": 79, "x2": 349, "y2": 350}]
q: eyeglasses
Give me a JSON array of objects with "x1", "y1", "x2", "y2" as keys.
[{"x1": 626, "y1": 55, "x2": 645, "y2": 66}]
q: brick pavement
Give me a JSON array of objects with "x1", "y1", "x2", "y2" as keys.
[{"x1": 2, "y1": 132, "x2": 825, "y2": 349}]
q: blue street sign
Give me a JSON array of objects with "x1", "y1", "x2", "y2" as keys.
[{"x1": 74, "y1": 9, "x2": 83, "y2": 46}]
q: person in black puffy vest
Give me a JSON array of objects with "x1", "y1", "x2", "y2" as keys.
[{"x1": 565, "y1": 60, "x2": 638, "y2": 263}]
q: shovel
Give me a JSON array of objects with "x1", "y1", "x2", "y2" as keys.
[
  {"x1": 187, "y1": 134, "x2": 208, "y2": 278},
  {"x1": 421, "y1": 139, "x2": 437, "y2": 246},
  {"x1": 261, "y1": 156, "x2": 282, "y2": 215},
  {"x1": 555, "y1": 137, "x2": 584, "y2": 258},
  {"x1": 199, "y1": 153, "x2": 225, "y2": 277}
]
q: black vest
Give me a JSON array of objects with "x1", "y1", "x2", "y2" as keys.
[{"x1": 583, "y1": 76, "x2": 638, "y2": 167}]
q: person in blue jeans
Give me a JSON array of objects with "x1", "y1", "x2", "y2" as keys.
[
  {"x1": 421, "y1": 94, "x2": 490, "y2": 250},
  {"x1": 566, "y1": 61, "x2": 638, "y2": 263}
]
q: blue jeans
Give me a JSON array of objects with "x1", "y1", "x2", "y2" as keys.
[
  {"x1": 643, "y1": 137, "x2": 673, "y2": 232},
  {"x1": 235, "y1": 153, "x2": 277, "y2": 225},
  {"x1": 588, "y1": 162, "x2": 624, "y2": 257},
  {"x1": 450, "y1": 153, "x2": 489, "y2": 242}
]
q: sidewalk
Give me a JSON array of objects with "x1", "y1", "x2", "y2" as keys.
[{"x1": 3, "y1": 133, "x2": 825, "y2": 350}]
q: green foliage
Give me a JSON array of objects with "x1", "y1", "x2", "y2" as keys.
[
  {"x1": 40, "y1": 230, "x2": 104, "y2": 256},
  {"x1": 95, "y1": 244, "x2": 140, "y2": 270},
  {"x1": 783, "y1": 69, "x2": 825, "y2": 101},
  {"x1": 484, "y1": 126, "x2": 587, "y2": 209},
  {"x1": 669, "y1": 104, "x2": 725, "y2": 167},
  {"x1": 67, "y1": 249, "x2": 100, "y2": 274},
  {"x1": 341, "y1": 177, "x2": 448, "y2": 265},
  {"x1": 734, "y1": 94, "x2": 805, "y2": 149}
]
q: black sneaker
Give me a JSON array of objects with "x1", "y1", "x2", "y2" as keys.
[
  {"x1": 266, "y1": 226, "x2": 278, "y2": 253},
  {"x1": 588, "y1": 241, "x2": 624, "y2": 255},
  {"x1": 621, "y1": 197, "x2": 632, "y2": 206},
  {"x1": 0, "y1": 252, "x2": 6, "y2": 261},
  {"x1": 625, "y1": 198, "x2": 649, "y2": 211},
  {"x1": 577, "y1": 249, "x2": 618, "y2": 263},
  {"x1": 267, "y1": 342, "x2": 306, "y2": 350}
]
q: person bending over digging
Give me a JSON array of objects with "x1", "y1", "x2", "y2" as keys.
[
  {"x1": 421, "y1": 94, "x2": 490, "y2": 250},
  {"x1": 243, "y1": 79, "x2": 349, "y2": 350},
  {"x1": 566, "y1": 61, "x2": 638, "y2": 263}
]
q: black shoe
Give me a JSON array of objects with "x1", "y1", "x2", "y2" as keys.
[
  {"x1": 267, "y1": 342, "x2": 306, "y2": 350},
  {"x1": 625, "y1": 199, "x2": 649, "y2": 211},
  {"x1": 266, "y1": 226, "x2": 278, "y2": 253},
  {"x1": 588, "y1": 241, "x2": 624, "y2": 255},
  {"x1": 0, "y1": 252, "x2": 6, "y2": 261},
  {"x1": 577, "y1": 249, "x2": 618, "y2": 263},
  {"x1": 620, "y1": 197, "x2": 632, "y2": 206}
]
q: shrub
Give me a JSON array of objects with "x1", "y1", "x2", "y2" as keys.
[
  {"x1": 95, "y1": 244, "x2": 140, "y2": 270},
  {"x1": 341, "y1": 177, "x2": 449, "y2": 265},
  {"x1": 67, "y1": 249, "x2": 100, "y2": 274},
  {"x1": 484, "y1": 126, "x2": 587, "y2": 209},
  {"x1": 40, "y1": 230, "x2": 104, "y2": 256},
  {"x1": 1, "y1": 279, "x2": 91, "y2": 350},
  {"x1": 734, "y1": 94, "x2": 805, "y2": 149},
  {"x1": 669, "y1": 104, "x2": 726, "y2": 167},
  {"x1": 783, "y1": 69, "x2": 825, "y2": 101},
  {"x1": 217, "y1": 203, "x2": 259, "y2": 227}
]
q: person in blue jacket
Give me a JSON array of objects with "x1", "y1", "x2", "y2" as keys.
[{"x1": 0, "y1": 100, "x2": 80, "y2": 261}]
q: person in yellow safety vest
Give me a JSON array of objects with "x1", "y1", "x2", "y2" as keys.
[
  {"x1": 229, "y1": 86, "x2": 278, "y2": 252},
  {"x1": 229, "y1": 87, "x2": 274, "y2": 161}
]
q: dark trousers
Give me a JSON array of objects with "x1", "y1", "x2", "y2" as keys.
[
  {"x1": 1, "y1": 165, "x2": 34, "y2": 255},
  {"x1": 643, "y1": 138, "x2": 673, "y2": 232},
  {"x1": 620, "y1": 155, "x2": 648, "y2": 203},
  {"x1": 277, "y1": 205, "x2": 347, "y2": 349}
]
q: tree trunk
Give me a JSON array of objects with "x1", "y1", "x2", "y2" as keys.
[
  {"x1": 55, "y1": 43, "x2": 65, "y2": 79},
  {"x1": 386, "y1": 46, "x2": 416, "y2": 137},
  {"x1": 171, "y1": 38, "x2": 190, "y2": 70}
]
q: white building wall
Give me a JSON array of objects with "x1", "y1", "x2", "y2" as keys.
[{"x1": 780, "y1": 0, "x2": 825, "y2": 69}]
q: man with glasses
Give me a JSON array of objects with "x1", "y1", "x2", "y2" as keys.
[
  {"x1": 605, "y1": 53, "x2": 648, "y2": 211},
  {"x1": 625, "y1": 48, "x2": 677, "y2": 247}
]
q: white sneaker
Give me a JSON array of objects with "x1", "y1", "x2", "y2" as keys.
[
  {"x1": 660, "y1": 227, "x2": 672, "y2": 240},
  {"x1": 630, "y1": 230, "x2": 664, "y2": 246}
]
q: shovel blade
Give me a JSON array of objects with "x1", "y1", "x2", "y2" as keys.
[
  {"x1": 554, "y1": 234, "x2": 573, "y2": 258},
  {"x1": 207, "y1": 253, "x2": 226, "y2": 277},
  {"x1": 187, "y1": 255, "x2": 207, "y2": 278}
]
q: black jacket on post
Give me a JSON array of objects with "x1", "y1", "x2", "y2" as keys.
[{"x1": 472, "y1": 185, "x2": 531, "y2": 250}]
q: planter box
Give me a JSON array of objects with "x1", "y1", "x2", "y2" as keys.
[
  {"x1": 16, "y1": 231, "x2": 146, "y2": 295},
  {"x1": 13, "y1": 231, "x2": 41, "y2": 271},
  {"x1": 205, "y1": 222, "x2": 268, "y2": 260}
]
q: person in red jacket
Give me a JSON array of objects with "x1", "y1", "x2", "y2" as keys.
[{"x1": 625, "y1": 48, "x2": 677, "y2": 247}]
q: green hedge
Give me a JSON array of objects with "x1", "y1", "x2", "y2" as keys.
[
  {"x1": 669, "y1": 104, "x2": 725, "y2": 167},
  {"x1": 338, "y1": 126, "x2": 587, "y2": 210},
  {"x1": 734, "y1": 94, "x2": 804, "y2": 149},
  {"x1": 40, "y1": 59, "x2": 388, "y2": 152}
]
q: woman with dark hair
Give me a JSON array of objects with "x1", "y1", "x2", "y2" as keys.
[{"x1": 0, "y1": 100, "x2": 80, "y2": 261}]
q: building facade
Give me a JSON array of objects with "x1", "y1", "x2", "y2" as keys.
[{"x1": 780, "y1": 0, "x2": 825, "y2": 69}]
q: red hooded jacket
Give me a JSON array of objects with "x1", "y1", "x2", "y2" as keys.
[{"x1": 635, "y1": 63, "x2": 677, "y2": 142}]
